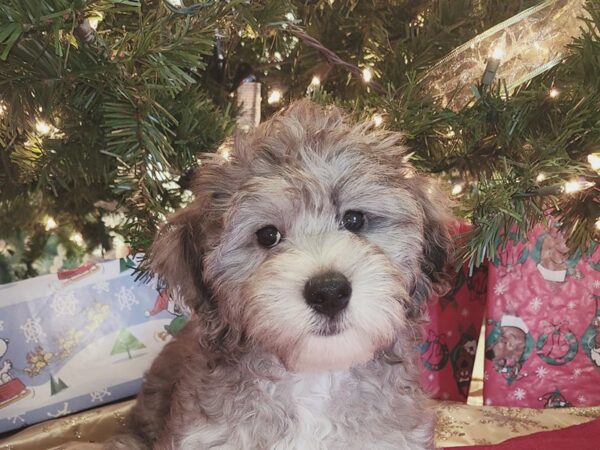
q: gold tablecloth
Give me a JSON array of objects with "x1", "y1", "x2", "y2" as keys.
[{"x1": 2, "y1": 396, "x2": 600, "y2": 450}]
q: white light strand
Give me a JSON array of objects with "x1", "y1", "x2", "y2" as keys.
[
  {"x1": 372, "y1": 113, "x2": 384, "y2": 127},
  {"x1": 267, "y1": 89, "x2": 282, "y2": 105},
  {"x1": 45, "y1": 217, "x2": 57, "y2": 231},
  {"x1": 563, "y1": 179, "x2": 595, "y2": 194},
  {"x1": 35, "y1": 120, "x2": 51, "y2": 135},
  {"x1": 588, "y1": 153, "x2": 600, "y2": 171}
]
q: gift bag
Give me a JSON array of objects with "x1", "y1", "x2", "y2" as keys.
[
  {"x1": 483, "y1": 225, "x2": 600, "y2": 407},
  {"x1": 418, "y1": 222, "x2": 488, "y2": 401},
  {"x1": 0, "y1": 256, "x2": 186, "y2": 433}
]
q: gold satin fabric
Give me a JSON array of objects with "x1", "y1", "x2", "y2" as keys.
[{"x1": 1, "y1": 396, "x2": 600, "y2": 449}]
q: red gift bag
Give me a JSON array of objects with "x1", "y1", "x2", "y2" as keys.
[{"x1": 418, "y1": 222, "x2": 488, "y2": 401}]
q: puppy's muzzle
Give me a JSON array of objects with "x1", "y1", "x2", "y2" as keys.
[{"x1": 303, "y1": 271, "x2": 352, "y2": 318}]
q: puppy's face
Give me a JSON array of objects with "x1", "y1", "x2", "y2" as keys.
[{"x1": 152, "y1": 101, "x2": 451, "y2": 373}]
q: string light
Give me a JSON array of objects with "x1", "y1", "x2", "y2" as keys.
[
  {"x1": 482, "y1": 46, "x2": 503, "y2": 86},
  {"x1": 536, "y1": 173, "x2": 547, "y2": 183},
  {"x1": 70, "y1": 232, "x2": 84, "y2": 245},
  {"x1": 451, "y1": 181, "x2": 465, "y2": 196},
  {"x1": 372, "y1": 113, "x2": 384, "y2": 127},
  {"x1": 362, "y1": 67, "x2": 373, "y2": 83},
  {"x1": 492, "y1": 46, "x2": 504, "y2": 60},
  {"x1": 563, "y1": 179, "x2": 595, "y2": 194},
  {"x1": 36, "y1": 120, "x2": 51, "y2": 135},
  {"x1": 0, "y1": 102, "x2": 5, "y2": 116},
  {"x1": 310, "y1": 75, "x2": 321, "y2": 88},
  {"x1": 549, "y1": 88, "x2": 560, "y2": 98},
  {"x1": 588, "y1": 153, "x2": 600, "y2": 171},
  {"x1": 45, "y1": 217, "x2": 57, "y2": 231},
  {"x1": 217, "y1": 141, "x2": 232, "y2": 161},
  {"x1": 267, "y1": 89, "x2": 282, "y2": 105},
  {"x1": 445, "y1": 128, "x2": 456, "y2": 138},
  {"x1": 596, "y1": 218, "x2": 600, "y2": 230},
  {"x1": 87, "y1": 13, "x2": 103, "y2": 30}
]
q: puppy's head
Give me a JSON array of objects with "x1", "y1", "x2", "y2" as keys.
[{"x1": 151, "y1": 100, "x2": 452, "y2": 372}]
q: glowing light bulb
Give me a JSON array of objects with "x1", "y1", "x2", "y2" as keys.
[
  {"x1": 446, "y1": 129, "x2": 456, "y2": 138},
  {"x1": 362, "y1": 67, "x2": 373, "y2": 83},
  {"x1": 492, "y1": 46, "x2": 504, "y2": 60},
  {"x1": 536, "y1": 173, "x2": 547, "y2": 183},
  {"x1": 0, "y1": 103, "x2": 6, "y2": 116},
  {"x1": 70, "y1": 232, "x2": 84, "y2": 245},
  {"x1": 588, "y1": 153, "x2": 600, "y2": 171},
  {"x1": 285, "y1": 12, "x2": 295, "y2": 22},
  {"x1": 563, "y1": 179, "x2": 595, "y2": 194},
  {"x1": 267, "y1": 89, "x2": 282, "y2": 105},
  {"x1": 36, "y1": 120, "x2": 51, "y2": 135},
  {"x1": 221, "y1": 149, "x2": 231, "y2": 161},
  {"x1": 549, "y1": 88, "x2": 560, "y2": 99},
  {"x1": 45, "y1": 217, "x2": 57, "y2": 231},
  {"x1": 310, "y1": 75, "x2": 321, "y2": 88},
  {"x1": 372, "y1": 113, "x2": 383, "y2": 127},
  {"x1": 451, "y1": 182, "x2": 465, "y2": 196},
  {"x1": 87, "y1": 13, "x2": 103, "y2": 30},
  {"x1": 596, "y1": 218, "x2": 600, "y2": 230}
]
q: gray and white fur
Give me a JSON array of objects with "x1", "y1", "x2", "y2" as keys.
[{"x1": 105, "y1": 100, "x2": 452, "y2": 450}]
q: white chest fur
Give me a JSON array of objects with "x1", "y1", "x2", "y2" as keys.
[{"x1": 179, "y1": 368, "x2": 431, "y2": 450}]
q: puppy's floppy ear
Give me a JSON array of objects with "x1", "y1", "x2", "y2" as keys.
[
  {"x1": 411, "y1": 177, "x2": 454, "y2": 313},
  {"x1": 149, "y1": 202, "x2": 210, "y2": 313}
]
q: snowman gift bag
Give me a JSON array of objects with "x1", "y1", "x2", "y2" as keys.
[{"x1": 484, "y1": 224, "x2": 600, "y2": 408}]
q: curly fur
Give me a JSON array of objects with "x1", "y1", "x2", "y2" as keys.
[{"x1": 105, "y1": 100, "x2": 452, "y2": 450}]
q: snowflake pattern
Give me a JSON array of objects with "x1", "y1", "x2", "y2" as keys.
[
  {"x1": 116, "y1": 287, "x2": 139, "y2": 311},
  {"x1": 90, "y1": 387, "x2": 112, "y2": 403},
  {"x1": 592, "y1": 280, "x2": 600, "y2": 289},
  {"x1": 461, "y1": 308, "x2": 469, "y2": 317},
  {"x1": 512, "y1": 388, "x2": 526, "y2": 401},
  {"x1": 535, "y1": 366, "x2": 548, "y2": 379},
  {"x1": 47, "y1": 402, "x2": 71, "y2": 418},
  {"x1": 529, "y1": 297, "x2": 542, "y2": 311},
  {"x1": 93, "y1": 281, "x2": 110, "y2": 294},
  {"x1": 51, "y1": 291, "x2": 79, "y2": 317},
  {"x1": 577, "y1": 394, "x2": 586, "y2": 404},
  {"x1": 567, "y1": 300, "x2": 576, "y2": 311},
  {"x1": 6, "y1": 414, "x2": 26, "y2": 425},
  {"x1": 493, "y1": 280, "x2": 509, "y2": 295},
  {"x1": 20, "y1": 317, "x2": 46, "y2": 343},
  {"x1": 573, "y1": 368, "x2": 583, "y2": 378}
]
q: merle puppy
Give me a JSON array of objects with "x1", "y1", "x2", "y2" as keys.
[{"x1": 106, "y1": 100, "x2": 451, "y2": 450}]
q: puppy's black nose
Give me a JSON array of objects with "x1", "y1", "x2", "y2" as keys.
[{"x1": 304, "y1": 271, "x2": 351, "y2": 318}]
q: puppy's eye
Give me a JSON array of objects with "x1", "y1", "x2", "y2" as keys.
[
  {"x1": 256, "y1": 226, "x2": 282, "y2": 248},
  {"x1": 342, "y1": 210, "x2": 365, "y2": 232}
]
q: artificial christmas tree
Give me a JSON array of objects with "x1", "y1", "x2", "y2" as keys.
[{"x1": 1, "y1": 0, "x2": 598, "y2": 281}]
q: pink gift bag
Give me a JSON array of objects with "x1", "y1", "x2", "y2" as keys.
[{"x1": 483, "y1": 225, "x2": 600, "y2": 407}]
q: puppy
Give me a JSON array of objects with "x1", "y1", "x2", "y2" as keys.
[{"x1": 106, "y1": 100, "x2": 452, "y2": 450}]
